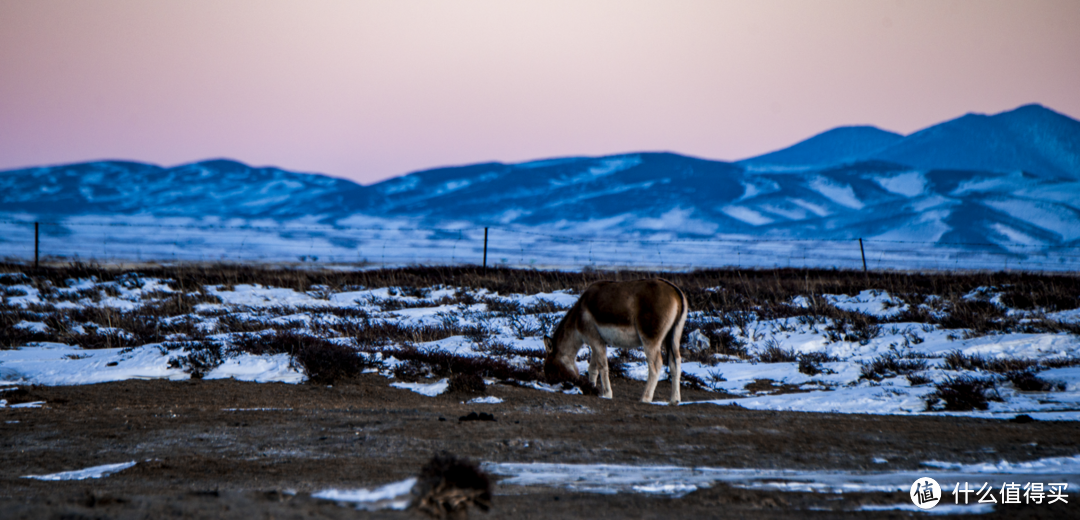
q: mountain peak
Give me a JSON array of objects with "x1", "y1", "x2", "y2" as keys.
[
  {"x1": 738, "y1": 125, "x2": 903, "y2": 170},
  {"x1": 872, "y1": 104, "x2": 1080, "y2": 179}
]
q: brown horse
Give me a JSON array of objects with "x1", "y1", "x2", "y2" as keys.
[{"x1": 543, "y1": 279, "x2": 688, "y2": 404}]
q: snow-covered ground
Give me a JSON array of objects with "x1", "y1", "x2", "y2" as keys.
[
  {"x1": 2, "y1": 275, "x2": 1079, "y2": 421},
  {"x1": 309, "y1": 457, "x2": 1080, "y2": 512},
  {"x1": 2, "y1": 215, "x2": 1077, "y2": 272}
]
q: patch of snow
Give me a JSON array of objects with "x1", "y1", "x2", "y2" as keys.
[
  {"x1": 22, "y1": 461, "x2": 137, "y2": 481},
  {"x1": 809, "y1": 177, "x2": 864, "y2": 209},
  {"x1": 208, "y1": 284, "x2": 328, "y2": 308},
  {"x1": 513, "y1": 380, "x2": 585, "y2": 395},
  {"x1": 204, "y1": 353, "x2": 304, "y2": 384},
  {"x1": 391, "y1": 379, "x2": 449, "y2": 396},
  {"x1": 874, "y1": 171, "x2": 926, "y2": 197},
  {"x1": 720, "y1": 205, "x2": 773, "y2": 226},
  {"x1": 513, "y1": 291, "x2": 577, "y2": 308},
  {"x1": 468, "y1": 396, "x2": 504, "y2": 404},
  {"x1": 484, "y1": 456, "x2": 1080, "y2": 497},
  {"x1": 13, "y1": 321, "x2": 49, "y2": 333},
  {"x1": 859, "y1": 503, "x2": 994, "y2": 515},
  {"x1": 824, "y1": 290, "x2": 908, "y2": 318},
  {"x1": 312, "y1": 477, "x2": 416, "y2": 511},
  {"x1": 789, "y1": 198, "x2": 830, "y2": 217},
  {"x1": 990, "y1": 223, "x2": 1043, "y2": 248},
  {"x1": 1, "y1": 400, "x2": 45, "y2": 408},
  {"x1": 0, "y1": 344, "x2": 187, "y2": 386},
  {"x1": 983, "y1": 199, "x2": 1080, "y2": 241},
  {"x1": 922, "y1": 455, "x2": 1080, "y2": 474}
]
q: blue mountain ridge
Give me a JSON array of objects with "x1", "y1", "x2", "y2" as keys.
[
  {"x1": 2, "y1": 104, "x2": 1078, "y2": 251},
  {"x1": 740, "y1": 104, "x2": 1080, "y2": 180},
  {"x1": 738, "y1": 126, "x2": 903, "y2": 170}
]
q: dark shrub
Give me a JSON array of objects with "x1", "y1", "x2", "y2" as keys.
[
  {"x1": 798, "y1": 356, "x2": 821, "y2": 376},
  {"x1": 680, "y1": 371, "x2": 708, "y2": 390},
  {"x1": 448, "y1": 372, "x2": 487, "y2": 394},
  {"x1": 797, "y1": 351, "x2": 834, "y2": 376},
  {"x1": 410, "y1": 454, "x2": 492, "y2": 518},
  {"x1": 167, "y1": 340, "x2": 225, "y2": 379},
  {"x1": 906, "y1": 372, "x2": 932, "y2": 386},
  {"x1": 388, "y1": 347, "x2": 542, "y2": 383},
  {"x1": 251, "y1": 330, "x2": 368, "y2": 384},
  {"x1": 1006, "y1": 371, "x2": 1066, "y2": 392},
  {"x1": 860, "y1": 355, "x2": 927, "y2": 381},
  {"x1": 1041, "y1": 357, "x2": 1080, "y2": 369},
  {"x1": 942, "y1": 351, "x2": 1039, "y2": 373},
  {"x1": 343, "y1": 320, "x2": 490, "y2": 348},
  {"x1": 925, "y1": 376, "x2": 999, "y2": 411},
  {"x1": 294, "y1": 339, "x2": 366, "y2": 384},
  {"x1": 681, "y1": 328, "x2": 747, "y2": 363},
  {"x1": 756, "y1": 340, "x2": 797, "y2": 363},
  {"x1": 393, "y1": 359, "x2": 429, "y2": 382}
]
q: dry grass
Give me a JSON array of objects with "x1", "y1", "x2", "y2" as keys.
[{"x1": 3, "y1": 263, "x2": 1079, "y2": 389}]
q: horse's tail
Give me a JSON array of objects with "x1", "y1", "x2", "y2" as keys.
[{"x1": 659, "y1": 279, "x2": 688, "y2": 362}]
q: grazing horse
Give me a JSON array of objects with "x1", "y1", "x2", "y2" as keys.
[{"x1": 543, "y1": 279, "x2": 688, "y2": 404}]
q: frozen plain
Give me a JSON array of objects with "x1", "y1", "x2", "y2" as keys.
[{"x1": 3, "y1": 267, "x2": 1080, "y2": 518}]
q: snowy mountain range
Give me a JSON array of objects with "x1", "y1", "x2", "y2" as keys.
[{"x1": 2, "y1": 104, "x2": 1079, "y2": 255}]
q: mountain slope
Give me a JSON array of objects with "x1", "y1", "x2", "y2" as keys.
[
  {"x1": 0, "y1": 159, "x2": 370, "y2": 218},
  {"x1": 869, "y1": 104, "x2": 1080, "y2": 180},
  {"x1": 738, "y1": 126, "x2": 903, "y2": 170},
  {"x1": 740, "y1": 104, "x2": 1080, "y2": 180}
]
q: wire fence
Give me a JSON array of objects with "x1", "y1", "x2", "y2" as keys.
[{"x1": 1, "y1": 218, "x2": 1078, "y2": 272}]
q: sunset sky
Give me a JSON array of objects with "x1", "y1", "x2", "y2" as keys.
[{"x1": 2, "y1": 0, "x2": 1078, "y2": 184}]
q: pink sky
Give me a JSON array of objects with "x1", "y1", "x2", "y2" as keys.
[{"x1": 2, "y1": 0, "x2": 1078, "y2": 185}]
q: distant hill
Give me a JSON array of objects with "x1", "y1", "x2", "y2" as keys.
[
  {"x1": 740, "y1": 104, "x2": 1080, "y2": 180},
  {"x1": 738, "y1": 126, "x2": 903, "y2": 170},
  {"x1": 2, "y1": 104, "x2": 1078, "y2": 254},
  {"x1": 869, "y1": 104, "x2": 1080, "y2": 180},
  {"x1": 0, "y1": 159, "x2": 369, "y2": 218}
]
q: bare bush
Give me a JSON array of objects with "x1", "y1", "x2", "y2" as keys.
[
  {"x1": 447, "y1": 373, "x2": 487, "y2": 395},
  {"x1": 756, "y1": 339, "x2": 797, "y2": 363},
  {"x1": 1006, "y1": 371, "x2": 1066, "y2": 392},
  {"x1": 925, "y1": 376, "x2": 1001, "y2": 411},
  {"x1": 942, "y1": 351, "x2": 1040, "y2": 374},
  {"x1": 859, "y1": 354, "x2": 928, "y2": 381}
]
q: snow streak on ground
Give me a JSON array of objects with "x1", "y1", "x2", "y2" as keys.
[
  {"x1": 21, "y1": 462, "x2": 138, "y2": 481},
  {"x1": 312, "y1": 478, "x2": 416, "y2": 511},
  {"x1": 482, "y1": 455, "x2": 1080, "y2": 496},
  {"x1": 2, "y1": 278, "x2": 1080, "y2": 421}
]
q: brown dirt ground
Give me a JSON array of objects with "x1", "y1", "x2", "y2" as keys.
[{"x1": 2, "y1": 375, "x2": 1077, "y2": 519}]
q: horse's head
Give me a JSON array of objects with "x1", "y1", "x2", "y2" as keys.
[{"x1": 542, "y1": 334, "x2": 579, "y2": 382}]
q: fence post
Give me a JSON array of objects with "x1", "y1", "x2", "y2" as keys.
[
  {"x1": 34, "y1": 222, "x2": 40, "y2": 268},
  {"x1": 858, "y1": 238, "x2": 867, "y2": 273},
  {"x1": 482, "y1": 227, "x2": 489, "y2": 271}
]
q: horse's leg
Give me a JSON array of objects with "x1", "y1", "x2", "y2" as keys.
[
  {"x1": 668, "y1": 345, "x2": 682, "y2": 405},
  {"x1": 599, "y1": 349, "x2": 612, "y2": 399},
  {"x1": 586, "y1": 341, "x2": 611, "y2": 398},
  {"x1": 640, "y1": 340, "x2": 663, "y2": 403},
  {"x1": 587, "y1": 343, "x2": 601, "y2": 386}
]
